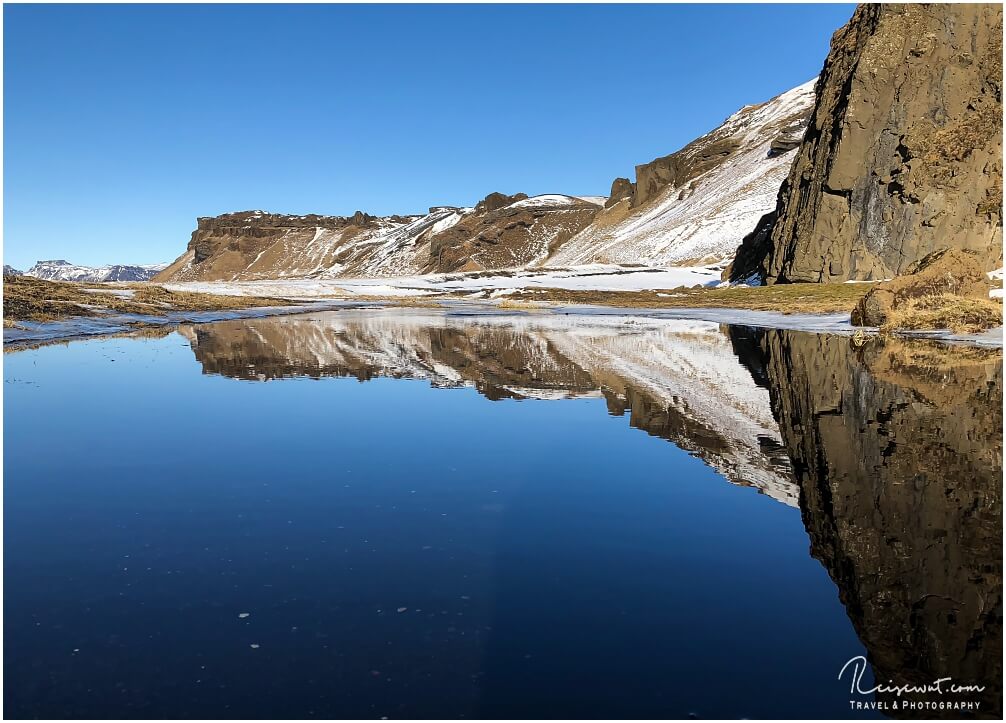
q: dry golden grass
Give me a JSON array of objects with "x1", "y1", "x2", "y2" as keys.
[
  {"x1": 505, "y1": 282, "x2": 874, "y2": 314},
  {"x1": 3, "y1": 276, "x2": 293, "y2": 324},
  {"x1": 4, "y1": 276, "x2": 102, "y2": 323},
  {"x1": 495, "y1": 297, "x2": 550, "y2": 310},
  {"x1": 879, "y1": 293, "x2": 1003, "y2": 334},
  {"x1": 126, "y1": 284, "x2": 292, "y2": 312},
  {"x1": 339, "y1": 294, "x2": 452, "y2": 308}
]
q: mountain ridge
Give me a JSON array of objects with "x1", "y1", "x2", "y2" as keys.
[
  {"x1": 155, "y1": 80, "x2": 816, "y2": 283},
  {"x1": 24, "y1": 259, "x2": 169, "y2": 283}
]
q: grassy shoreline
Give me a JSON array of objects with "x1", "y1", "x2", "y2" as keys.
[
  {"x1": 5, "y1": 276, "x2": 1000, "y2": 337},
  {"x1": 3, "y1": 276, "x2": 294, "y2": 327},
  {"x1": 499, "y1": 282, "x2": 875, "y2": 314}
]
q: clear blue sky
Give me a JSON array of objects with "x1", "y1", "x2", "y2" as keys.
[{"x1": 4, "y1": 3, "x2": 855, "y2": 269}]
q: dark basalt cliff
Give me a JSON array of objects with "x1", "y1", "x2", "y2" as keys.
[
  {"x1": 735, "y1": 328, "x2": 1003, "y2": 715},
  {"x1": 733, "y1": 4, "x2": 1003, "y2": 283}
]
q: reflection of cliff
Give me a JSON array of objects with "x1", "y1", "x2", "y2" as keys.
[
  {"x1": 735, "y1": 329, "x2": 1003, "y2": 716},
  {"x1": 180, "y1": 310, "x2": 796, "y2": 505}
]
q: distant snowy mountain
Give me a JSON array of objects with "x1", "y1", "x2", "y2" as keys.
[
  {"x1": 25, "y1": 260, "x2": 168, "y2": 283},
  {"x1": 4, "y1": 265, "x2": 23, "y2": 277}
]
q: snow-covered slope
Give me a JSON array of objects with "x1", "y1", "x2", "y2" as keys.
[
  {"x1": 3, "y1": 265, "x2": 23, "y2": 277},
  {"x1": 545, "y1": 80, "x2": 816, "y2": 267},
  {"x1": 25, "y1": 260, "x2": 168, "y2": 282}
]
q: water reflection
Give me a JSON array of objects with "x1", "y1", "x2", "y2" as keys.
[
  {"x1": 183, "y1": 309, "x2": 1002, "y2": 717},
  {"x1": 181, "y1": 309, "x2": 799, "y2": 506},
  {"x1": 732, "y1": 329, "x2": 1003, "y2": 717}
]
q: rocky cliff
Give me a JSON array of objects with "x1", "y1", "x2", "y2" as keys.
[
  {"x1": 155, "y1": 209, "x2": 407, "y2": 281},
  {"x1": 155, "y1": 195, "x2": 603, "y2": 282},
  {"x1": 732, "y1": 4, "x2": 1003, "y2": 283}
]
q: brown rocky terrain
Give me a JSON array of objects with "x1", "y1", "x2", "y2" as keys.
[
  {"x1": 155, "y1": 195, "x2": 603, "y2": 282},
  {"x1": 733, "y1": 328, "x2": 1003, "y2": 715},
  {"x1": 427, "y1": 194, "x2": 600, "y2": 273},
  {"x1": 155, "y1": 209, "x2": 418, "y2": 281},
  {"x1": 732, "y1": 4, "x2": 1004, "y2": 283},
  {"x1": 2, "y1": 274, "x2": 290, "y2": 327}
]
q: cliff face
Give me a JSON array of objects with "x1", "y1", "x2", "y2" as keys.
[
  {"x1": 735, "y1": 328, "x2": 1003, "y2": 714},
  {"x1": 736, "y1": 4, "x2": 1003, "y2": 283},
  {"x1": 154, "y1": 209, "x2": 425, "y2": 281}
]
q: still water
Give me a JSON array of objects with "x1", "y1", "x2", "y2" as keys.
[{"x1": 4, "y1": 309, "x2": 1002, "y2": 719}]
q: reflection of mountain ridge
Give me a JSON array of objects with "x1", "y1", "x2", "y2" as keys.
[
  {"x1": 181, "y1": 309, "x2": 1003, "y2": 716},
  {"x1": 732, "y1": 329, "x2": 1003, "y2": 717},
  {"x1": 179, "y1": 310, "x2": 798, "y2": 506}
]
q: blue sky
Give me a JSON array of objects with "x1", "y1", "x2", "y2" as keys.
[{"x1": 3, "y1": 3, "x2": 854, "y2": 269}]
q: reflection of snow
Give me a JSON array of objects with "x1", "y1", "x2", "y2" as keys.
[{"x1": 186, "y1": 308, "x2": 800, "y2": 507}]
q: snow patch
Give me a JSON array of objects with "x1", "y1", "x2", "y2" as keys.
[
  {"x1": 164, "y1": 264, "x2": 722, "y2": 298},
  {"x1": 508, "y1": 194, "x2": 590, "y2": 210}
]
